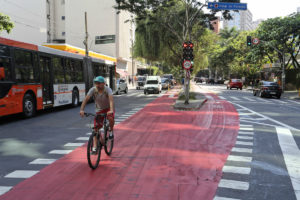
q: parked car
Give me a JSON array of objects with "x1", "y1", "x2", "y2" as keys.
[
  {"x1": 227, "y1": 79, "x2": 243, "y2": 90},
  {"x1": 194, "y1": 77, "x2": 203, "y2": 83},
  {"x1": 136, "y1": 76, "x2": 146, "y2": 90},
  {"x1": 163, "y1": 74, "x2": 175, "y2": 85},
  {"x1": 253, "y1": 81, "x2": 282, "y2": 99},
  {"x1": 115, "y1": 79, "x2": 128, "y2": 95},
  {"x1": 144, "y1": 76, "x2": 162, "y2": 94},
  {"x1": 161, "y1": 78, "x2": 170, "y2": 90}
]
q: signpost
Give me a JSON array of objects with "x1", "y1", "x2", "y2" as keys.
[
  {"x1": 208, "y1": 2, "x2": 247, "y2": 10},
  {"x1": 183, "y1": 60, "x2": 192, "y2": 70}
]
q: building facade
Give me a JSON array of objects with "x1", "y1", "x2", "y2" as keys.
[
  {"x1": 1, "y1": 0, "x2": 137, "y2": 77},
  {"x1": 211, "y1": 17, "x2": 221, "y2": 34},
  {"x1": 223, "y1": 10, "x2": 253, "y2": 31},
  {"x1": 0, "y1": 0, "x2": 47, "y2": 45}
]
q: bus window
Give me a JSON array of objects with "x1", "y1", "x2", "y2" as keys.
[
  {"x1": 14, "y1": 49, "x2": 35, "y2": 83},
  {"x1": 53, "y1": 57, "x2": 65, "y2": 84},
  {"x1": 74, "y1": 60, "x2": 84, "y2": 82},
  {"x1": 65, "y1": 59, "x2": 72, "y2": 83},
  {"x1": 0, "y1": 57, "x2": 11, "y2": 81}
]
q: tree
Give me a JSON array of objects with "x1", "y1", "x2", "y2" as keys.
[
  {"x1": 116, "y1": 0, "x2": 240, "y2": 103},
  {"x1": 0, "y1": 13, "x2": 14, "y2": 34}
]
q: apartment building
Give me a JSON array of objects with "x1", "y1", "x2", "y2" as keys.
[{"x1": 223, "y1": 10, "x2": 253, "y2": 31}]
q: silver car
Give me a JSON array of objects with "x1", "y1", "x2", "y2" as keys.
[{"x1": 115, "y1": 79, "x2": 128, "y2": 95}]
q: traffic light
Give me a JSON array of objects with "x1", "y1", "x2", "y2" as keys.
[
  {"x1": 247, "y1": 36, "x2": 252, "y2": 46},
  {"x1": 183, "y1": 41, "x2": 194, "y2": 61}
]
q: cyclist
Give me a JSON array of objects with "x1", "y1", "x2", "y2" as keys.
[{"x1": 80, "y1": 76, "x2": 115, "y2": 149}]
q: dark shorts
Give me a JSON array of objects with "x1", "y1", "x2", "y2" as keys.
[{"x1": 94, "y1": 108, "x2": 115, "y2": 130}]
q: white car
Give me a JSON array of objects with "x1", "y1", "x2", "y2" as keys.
[
  {"x1": 144, "y1": 76, "x2": 162, "y2": 94},
  {"x1": 115, "y1": 79, "x2": 128, "y2": 95}
]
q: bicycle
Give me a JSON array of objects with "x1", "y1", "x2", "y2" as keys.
[{"x1": 84, "y1": 112, "x2": 114, "y2": 169}]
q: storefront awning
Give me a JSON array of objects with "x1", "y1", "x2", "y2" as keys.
[{"x1": 116, "y1": 69, "x2": 129, "y2": 78}]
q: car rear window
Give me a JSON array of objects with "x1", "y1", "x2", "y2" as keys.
[
  {"x1": 232, "y1": 79, "x2": 241, "y2": 82},
  {"x1": 147, "y1": 80, "x2": 158, "y2": 84},
  {"x1": 264, "y1": 82, "x2": 278, "y2": 86}
]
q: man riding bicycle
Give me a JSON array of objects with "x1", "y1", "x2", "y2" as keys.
[{"x1": 80, "y1": 76, "x2": 115, "y2": 150}]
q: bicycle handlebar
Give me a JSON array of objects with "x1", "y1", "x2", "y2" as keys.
[{"x1": 84, "y1": 112, "x2": 107, "y2": 117}]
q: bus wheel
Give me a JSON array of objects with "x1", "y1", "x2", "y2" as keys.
[
  {"x1": 72, "y1": 89, "x2": 79, "y2": 107},
  {"x1": 23, "y1": 93, "x2": 36, "y2": 118}
]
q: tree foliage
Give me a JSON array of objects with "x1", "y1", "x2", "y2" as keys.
[{"x1": 0, "y1": 13, "x2": 14, "y2": 34}]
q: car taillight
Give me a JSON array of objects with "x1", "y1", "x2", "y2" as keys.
[{"x1": 262, "y1": 87, "x2": 268, "y2": 91}]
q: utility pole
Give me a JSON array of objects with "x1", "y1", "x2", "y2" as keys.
[
  {"x1": 131, "y1": 15, "x2": 134, "y2": 86},
  {"x1": 84, "y1": 12, "x2": 89, "y2": 57}
]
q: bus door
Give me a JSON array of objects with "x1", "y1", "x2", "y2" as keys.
[{"x1": 40, "y1": 56, "x2": 53, "y2": 106}]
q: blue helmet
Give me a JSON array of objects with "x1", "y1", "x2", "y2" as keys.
[{"x1": 94, "y1": 76, "x2": 105, "y2": 83}]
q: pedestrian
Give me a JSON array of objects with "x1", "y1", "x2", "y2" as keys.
[{"x1": 129, "y1": 77, "x2": 132, "y2": 85}]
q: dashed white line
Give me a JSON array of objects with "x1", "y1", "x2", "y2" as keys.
[
  {"x1": 64, "y1": 143, "x2": 84, "y2": 147},
  {"x1": 232, "y1": 147, "x2": 253, "y2": 153},
  {"x1": 86, "y1": 132, "x2": 92, "y2": 136},
  {"x1": 237, "y1": 136, "x2": 253, "y2": 140},
  {"x1": 219, "y1": 96, "x2": 226, "y2": 100},
  {"x1": 239, "y1": 127, "x2": 254, "y2": 131},
  {"x1": 29, "y1": 158, "x2": 56, "y2": 165},
  {"x1": 239, "y1": 124, "x2": 253, "y2": 127},
  {"x1": 242, "y1": 97, "x2": 256, "y2": 102},
  {"x1": 222, "y1": 166, "x2": 251, "y2": 175},
  {"x1": 227, "y1": 155, "x2": 252, "y2": 162},
  {"x1": 231, "y1": 97, "x2": 241, "y2": 101},
  {"x1": 214, "y1": 196, "x2": 240, "y2": 200},
  {"x1": 239, "y1": 131, "x2": 254, "y2": 135},
  {"x1": 0, "y1": 186, "x2": 12, "y2": 195},
  {"x1": 5, "y1": 170, "x2": 39, "y2": 178},
  {"x1": 76, "y1": 137, "x2": 89, "y2": 141},
  {"x1": 218, "y1": 179, "x2": 249, "y2": 190},
  {"x1": 236, "y1": 141, "x2": 254, "y2": 146},
  {"x1": 49, "y1": 150, "x2": 73, "y2": 154}
]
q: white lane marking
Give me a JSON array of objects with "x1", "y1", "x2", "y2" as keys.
[
  {"x1": 0, "y1": 186, "x2": 12, "y2": 195},
  {"x1": 137, "y1": 94, "x2": 144, "y2": 97},
  {"x1": 222, "y1": 166, "x2": 251, "y2": 175},
  {"x1": 239, "y1": 127, "x2": 254, "y2": 131},
  {"x1": 273, "y1": 99, "x2": 287, "y2": 104},
  {"x1": 219, "y1": 96, "x2": 226, "y2": 100},
  {"x1": 232, "y1": 147, "x2": 253, "y2": 153},
  {"x1": 115, "y1": 119, "x2": 124, "y2": 122},
  {"x1": 214, "y1": 196, "x2": 240, "y2": 200},
  {"x1": 237, "y1": 136, "x2": 253, "y2": 140},
  {"x1": 256, "y1": 98, "x2": 270, "y2": 103},
  {"x1": 118, "y1": 116, "x2": 129, "y2": 119},
  {"x1": 231, "y1": 97, "x2": 241, "y2": 101},
  {"x1": 287, "y1": 100, "x2": 300, "y2": 105},
  {"x1": 232, "y1": 102, "x2": 298, "y2": 131},
  {"x1": 29, "y1": 158, "x2": 56, "y2": 165},
  {"x1": 239, "y1": 124, "x2": 253, "y2": 127},
  {"x1": 276, "y1": 127, "x2": 300, "y2": 200},
  {"x1": 236, "y1": 141, "x2": 254, "y2": 146},
  {"x1": 218, "y1": 179, "x2": 249, "y2": 190},
  {"x1": 242, "y1": 97, "x2": 256, "y2": 102},
  {"x1": 5, "y1": 170, "x2": 39, "y2": 178},
  {"x1": 127, "y1": 93, "x2": 138, "y2": 97},
  {"x1": 49, "y1": 150, "x2": 72, "y2": 154},
  {"x1": 64, "y1": 143, "x2": 84, "y2": 147},
  {"x1": 86, "y1": 132, "x2": 92, "y2": 136},
  {"x1": 227, "y1": 155, "x2": 252, "y2": 162},
  {"x1": 238, "y1": 131, "x2": 254, "y2": 135},
  {"x1": 132, "y1": 108, "x2": 143, "y2": 110},
  {"x1": 76, "y1": 137, "x2": 89, "y2": 141}
]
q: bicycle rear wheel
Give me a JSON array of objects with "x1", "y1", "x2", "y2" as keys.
[
  {"x1": 104, "y1": 127, "x2": 114, "y2": 156},
  {"x1": 87, "y1": 132, "x2": 102, "y2": 169}
]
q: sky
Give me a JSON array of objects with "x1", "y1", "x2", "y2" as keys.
[{"x1": 243, "y1": 0, "x2": 300, "y2": 21}]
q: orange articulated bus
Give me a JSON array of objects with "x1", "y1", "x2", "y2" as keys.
[{"x1": 0, "y1": 37, "x2": 116, "y2": 118}]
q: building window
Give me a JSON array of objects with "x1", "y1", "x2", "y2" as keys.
[
  {"x1": 95, "y1": 35, "x2": 116, "y2": 44},
  {"x1": 62, "y1": 16, "x2": 65, "y2": 20},
  {"x1": 62, "y1": 32, "x2": 65, "y2": 36}
]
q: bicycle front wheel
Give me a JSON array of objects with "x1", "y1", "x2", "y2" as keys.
[
  {"x1": 87, "y1": 133, "x2": 102, "y2": 169},
  {"x1": 104, "y1": 127, "x2": 114, "y2": 156}
]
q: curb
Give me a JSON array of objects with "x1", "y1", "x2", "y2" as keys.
[{"x1": 173, "y1": 98, "x2": 208, "y2": 111}]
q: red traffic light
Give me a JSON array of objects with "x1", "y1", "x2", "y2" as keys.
[
  {"x1": 183, "y1": 43, "x2": 188, "y2": 48},
  {"x1": 189, "y1": 43, "x2": 194, "y2": 48}
]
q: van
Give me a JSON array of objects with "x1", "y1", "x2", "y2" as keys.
[{"x1": 144, "y1": 76, "x2": 162, "y2": 94}]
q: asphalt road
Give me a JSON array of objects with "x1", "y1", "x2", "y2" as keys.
[{"x1": 197, "y1": 84, "x2": 300, "y2": 200}]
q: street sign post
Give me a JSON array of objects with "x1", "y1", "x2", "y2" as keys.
[
  {"x1": 208, "y1": 2, "x2": 247, "y2": 10},
  {"x1": 183, "y1": 60, "x2": 192, "y2": 70}
]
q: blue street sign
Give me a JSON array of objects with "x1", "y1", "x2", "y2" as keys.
[{"x1": 208, "y1": 2, "x2": 247, "y2": 10}]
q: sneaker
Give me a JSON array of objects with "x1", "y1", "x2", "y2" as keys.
[
  {"x1": 109, "y1": 131, "x2": 114, "y2": 140},
  {"x1": 91, "y1": 147, "x2": 97, "y2": 155}
]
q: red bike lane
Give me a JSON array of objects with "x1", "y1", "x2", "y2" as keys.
[{"x1": 1, "y1": 90, "x2": 239, "y2": 200}]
